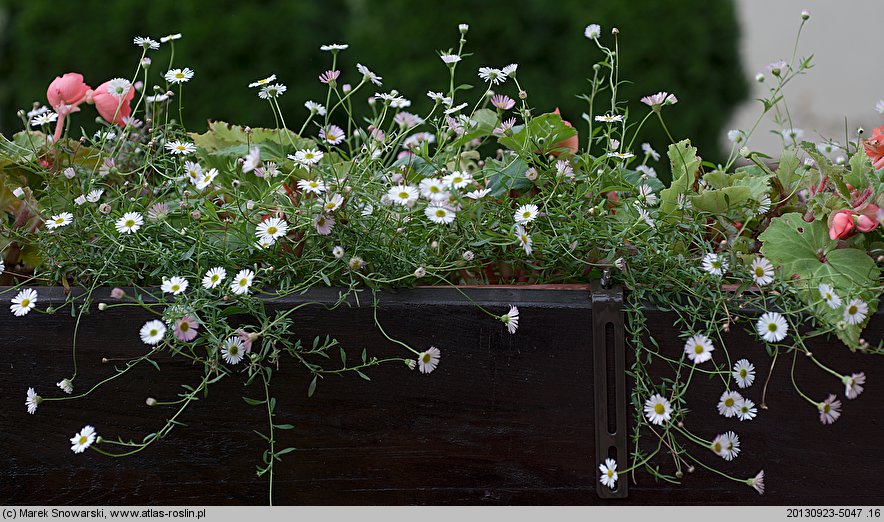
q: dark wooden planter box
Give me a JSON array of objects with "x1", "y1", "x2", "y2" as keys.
[{"x1": 1, "y1": 285, "x2": 882, "y2": 505}]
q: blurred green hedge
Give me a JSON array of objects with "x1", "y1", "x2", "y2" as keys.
[{"x1": 0, "y1": 0, "x2": 746, "y2": 169}]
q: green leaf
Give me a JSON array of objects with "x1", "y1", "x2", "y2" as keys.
[
  {"x1": 242, "y1": 396, "x2": 265, "y2": 406},
  {"x1": 660, "y1": 140, "x2": 702, "y2": 217},
  {"x1": 339, "y1": 347, "x2": 347, "y2": 366},
  {"x1": 307, "y1": 375, "x2": 317, "y2": 397},
  {"x1": 486, "y1": 156, "x2": 532, "y2": 197},
  {"x1": 448, "y1": 109, "x2": 500, "y2": 149},
  {"x1": 356, "y1": 370, "x2": 371, "y2": 381},
  {"x1": 273, "y1": 424, "x2": 294, "y2": 430},
  {"x1": 497, "y1": 112, "x2": 577, "y2": 156},
  {"x1": 759, "y1": 213, "x2": 880, "y2": 347},
  {"x1": 691, "y1": 186, "x2": 752, "y2": 214},
  {"x1": 776, "y1": 149, "x2": 802, "y2": 193},
  {"x1": 144, "y1": 358, "x2": 161, "y2": 372},
  {"x1": 275, "y1": 447, "x2": 297, "y2": 457}
]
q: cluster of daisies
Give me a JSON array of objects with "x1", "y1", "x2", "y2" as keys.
[{"x1": 701, "y1": 253, "x2": 871, "y2": 331}]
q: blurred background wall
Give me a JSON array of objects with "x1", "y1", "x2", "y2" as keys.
[
  {"x1": 726, "y1": 0, "x2": 883, "y2": 158},
  {"x1": 0, "y1": 0, "x2": 748, "y2": 171}
]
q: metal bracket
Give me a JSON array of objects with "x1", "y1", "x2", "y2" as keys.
[{"x1": 591, "y1": 279, "x2": 628, "y2": 499}]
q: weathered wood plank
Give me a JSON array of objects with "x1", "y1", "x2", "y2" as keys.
[{"x1": 0, "y1": 286, "x2": 881, "y2": 505}]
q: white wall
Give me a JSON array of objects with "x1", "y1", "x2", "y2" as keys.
[{"x1": 727, "y1": 0, "x2": 882, "y2": 158}]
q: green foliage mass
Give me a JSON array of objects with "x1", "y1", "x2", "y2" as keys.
[{"x1": 0, "y1": 0, "x2": 747, "y2": 171}]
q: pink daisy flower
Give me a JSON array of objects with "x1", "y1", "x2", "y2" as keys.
[
  {"x1": 314, "y1": 214, "x2": 336, "y2": 235},
  {"x1": 319, "y1": 69, "x2": 340, "y2": 84},
  {"x1": 490, "y1": 94, "x2": 515, "y2": 110},
  {"x1": 173, "y1": 316, "x2": 199, "y2": 341}
]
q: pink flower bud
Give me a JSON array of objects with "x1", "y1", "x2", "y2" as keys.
[
  {"x1": 47, "y1": 73, "x2": 91, "y2": 110},
  {"x1": 829, "y1": 209, "x2": 856, "y2": 240}
]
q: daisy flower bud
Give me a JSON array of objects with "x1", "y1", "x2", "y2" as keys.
[
  {"x1": 13, "y1": 187, "x2": 25, "y2": 199},
  {"x1": 459, "y1": 23, "x2": 469, "y2": 35},
  {"x1": 146, "y1": 397, "x2": 157, "y2": 406},
  {"x1": 801, "y1": 10, "x2": 810, "y2": 20},
  {"x1": 755, "y1": 73, "x2": 765, "y2": 82},
  {"x1": 98, "y1": 303, "x2": 107, "y2": 311}
]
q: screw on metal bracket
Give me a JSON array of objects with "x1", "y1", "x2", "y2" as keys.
[{"x1": 591, "y1": 279, "x2": 628, "y2": 499}]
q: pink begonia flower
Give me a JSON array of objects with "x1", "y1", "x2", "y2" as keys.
[
  {"x1": 856, "y1": 203, "x2": 880, "y2": 233},
  {"x1": 828, "y1": 209, "x2": 856, "y2": 240},
  {"x1": 863, "y1": 125, "x2": 884, "y2": 170},
  {"x1": 88, "y1": 80, "x2": 135, "y2": 126},
  {"x1": 551, "y1": 107, "x2": 578, "y2": 157},
  {"x1": 46, "y1": 73, "x2": 91, "y2": 143}
]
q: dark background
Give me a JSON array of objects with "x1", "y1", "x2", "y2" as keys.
[{"x1": 0, "y1": 0, "x2": 747, "y2": 168}]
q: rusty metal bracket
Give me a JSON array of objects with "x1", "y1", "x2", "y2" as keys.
[{"x1": 591, "y1": 279, "x2": 628, "y2": 499}]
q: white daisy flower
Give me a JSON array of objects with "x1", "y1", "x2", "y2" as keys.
[
  {"x1": 86, "y1": 189, "x2": 104, "y2": 203},
  {"x1": 818, "y1": 394, "x2": 842, "y2": 424},
  {"x1": 750, "y1": 257, "x2": 775, "y2": 286},
  {"x1": 843, "y1": 372, "x2": 865, "y2": 400},
  {"x1": 419, "y1": 178, "x2": 450, "y2": 202},
  {"x1": 221, "y1": 336, "x2": 246, "y2": 364},
  {"x1": 248, "y1": 74, "x2": 277, "y2": 88},
  {"x1": 256, "y1": 217, "x2": 289, "y2": 242},
  {"x1": 133, "y1": 36, "x2": 159, "y2": 49},
  {"x1": 11, "y1": 288, "x2": 38, "y2": 317},
  {"x1": 258, "y1": 83, "x2": 287, "y2": 99},
  {"x1": 465, "y1": 188, "x2": 491, "y2": 200},
  {"x1": 711, "y1": 431, "x2": 740, "y2": 461},
  {"x1": 501, "y1": 63, "x2": 518, "y2": 76},
  {"x1": 332, "y1": 246, "x2": 345, "y2": 259},
  {"x1": 732, "y1": 359, "x2": 756, "y2": 389},
  {"x1": 443, "y1": 171, "x2": 472, "y2": 189},
  {"x1": 515, "y1": 225, "x2": 533, "y2": 256},
  {"x1": 323, "y1": 194, "x2": 345, "y2": 213},
  {"x1": 843, "y1": 298, "x2": 868, "y2": 325},
  {"x1": 417, "y1": 346, "x2": 441, "y2": 374},
  {"x1": 756, "y1": 311, "x2": 788, "y2": 343},
  {"x1": 584, "y1": 24, "x2": 602, "y2": 40},
  {"x1": 202, "y1": 267, "x2": 226, "y2": 289},
  {"x1": 25, "y1": 387, "x2": 40, "y2": 414},
  {"x1": 289, "y1": 148, "x2": 324, "y2": 167},
  {"x1": 781, "y1": 128, "x2": 804, "y2": 146},
  {"x1": 57, "y1": 378, "x2": 73, "y2": 394},
  {"x1": 30, "y1": 111, "x2": 58, "y2": 127},
  {"x1": 320, "y1": 43, "x2": 349, "y2": 52},
  {"x1": 594, "y1": 114, "x2": 623, "y2": 123},
  {"x1": 818, "y1": 284, "x2": 842, "y2": 309},
  {"x1": 440, "y1": 53, "x2": 462, "y2": 64},
  {"x1": 297, "y1": 178, "x2": 327, "y2": 195},
  {"x1": 514, "y1": 203, "x2": 539, "y2": 224},
  {"x1": 607, "y1": 151, "x2": 635, "y2": 160},
  {"x1": 387, "y1": 185, "x2": 419, "y2": 206},
  {"x1": 241, "y1": 146, "x2": 261, "y2": 173},
  {"x1": 717, "y1": 390, "x2": 743, "y2": 418},
  {"x1": 477, "y1": 67, "x2": 507, "y2": 85},
  {"x1": 747, "y1": 470, "x2": 765, "y2": 495},
  {"x1": 184, "y1": 161, "x2": 203, "y2": 184},
  {"x1": 139, "y1": 319, "x2": 166, "y2": 345},
  {"x1": 736, "y1": 398, "x2": 757, "y2": 421},
  {"x1": 230, "y1": 269, "x2": 255, "y2": 295},
  {"x1": 635, "y1": 204, "x2": 655, "y2": 228},
  {"x1": 501, "y1": 305, "x2": 519, "y2": 334},
  {"x1": 195, "y1": 168, "x2": 219, "y2": 191},
  {"x1": 598, "y1": 458, "x2": 618, "y2": 489},
  {"x1": 164, "y1": 67, "x2": 194, "y2": 84},
  {"x1": 115, "y1": 212, "x2": 144, "y2": 234},
  {"x1": 641, "y1": 143, "x2": 660, "y2": 161},
  {"x1": 106, "y1": 78, "x2": 132, "y2": 98},
  {"x1": 0, "y1": 259, "x2": 4, "y2": 274},
  {"x1": 727, "y1": 129, "x2": 746, "y2": 144},
  {"x1": 444, "y1": 102, "x2": 468, "y2": 115},
  {"x1": 320, "y1": 125, "x2": 345, "y2": 145},
  {"x1": 70, "y1": 425, "x2": 97, "y2": 454},
  {"x1": 74, "y1": 195, "x2": 87, "y2": 206},
  {"x1": 637, "y1": 184, "x2": 657, "y2": 206},
  {"x1": 45, "y1": 212, "x2": 73, "y2": 230},
  {"x1": 160, "y1": 276, "x2": 189, "y2": 295},
  {"x1": 160, "y1": 33, "x2": 182, "y2": 43},
  {"x1": 356, "y1": 63, "x2": 383, "y2": 86},
  {"x1": 643, "y1": 393, "x2": 672, "y2": 425},
  {"x1": 304, "y1": 100, "x2": 326, "y2": 115},
  {"x1": 164, "y1": 140, "x2": 196, "y2": 155},
  {"x1": 683, "y1": 333, "x2": 714, "y2": 364},
  {"x1": 414, "y1": 266, "x2": 427, "y2": 278},
  {"x1": 425, "y1": 204, "x2": 456, "y2": 224},
  {"x1": 701, "y1": 252, "x2": 728, "y2": 276}
]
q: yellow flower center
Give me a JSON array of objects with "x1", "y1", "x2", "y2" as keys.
[
  {"x1": 266, "y1": 226, "x2": 277, "y2": 235},
  {"x1": 740, "y1": 369, "x2": 747, "y2": 378},
  {"x1": 755, "y1": 267, "x2": 764, "y2": 276},
  {"x1": 399, "y1": 192, "x2": 409, "y2": 199},
  {"x1": 713, "y1": 442, "x2": 722, "y2": 452},
  {"x1": 522, "y1": 211, "x2": 531, "y2": 219},
  {"x1": 79, "y1": 436, "x2": 88, "y2": 444},
  {"x1": 725, "y1": 398, "x2": 734, "y2": 407},
  {"x1": 654, "y1": 403, "x2": 665, "y2": 414},
  {"x1": 768, "y1": 323, "x2": 777, "y2": 332},
  {"x1": 125, "y1": 219, "x2": 135, "y2": 227},
  {"x1": 179, "y1": 322, "x2": 190, "y2": 332},
  {"x1": 435, "y1": 210, "x2": 446, "y2": 218},
  {"x1": 848, "y1": 305, "x2": 857, "y2": 315},
  {"x1": 21, "y1": 299, "x2": 30, "y2": 307},
  {"x1": 606, "y1": 470, "x2": 614, "y2": 478},
  {"x1": 694, "y1": 344, "x2": 704, "y2": 354}
]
